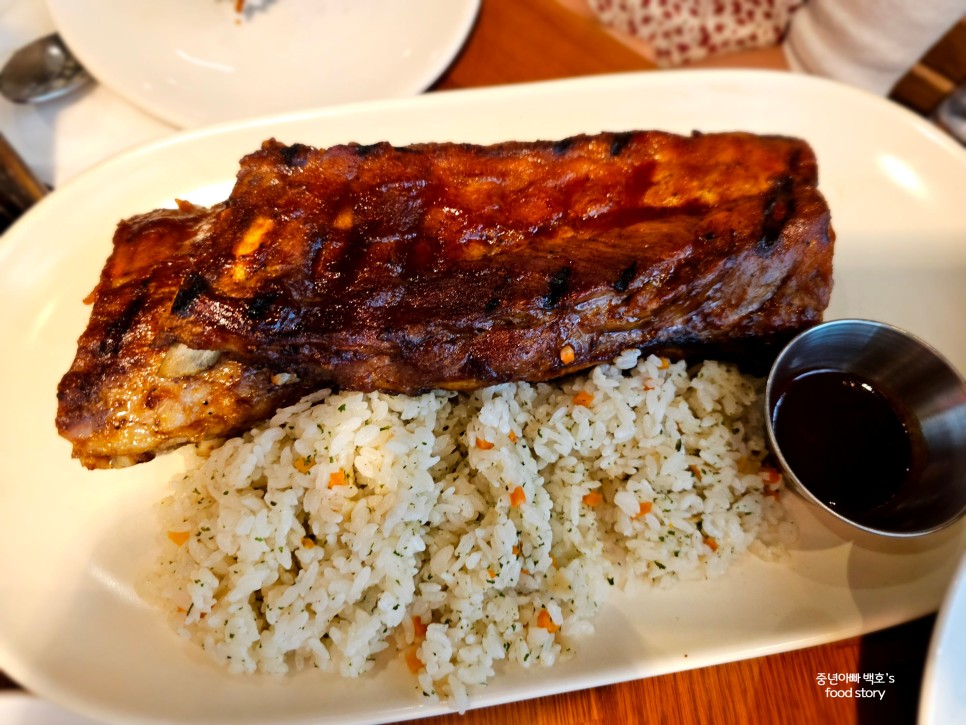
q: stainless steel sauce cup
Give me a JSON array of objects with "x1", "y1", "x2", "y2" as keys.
[{"x1": 765, "y1": 319, "x2": 966, "y2": 537}]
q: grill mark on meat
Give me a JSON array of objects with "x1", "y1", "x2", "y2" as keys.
[
  {"x1": 354, "y1": 142, "x2": 386, "y2": 158},
  {"x1": 279, "y1": 143, "x2": 310, "y2": 168},
  {"x1": 99, "y1": 286, "x2": 147, "y2": 357},
  {"x1": 610, "y1": 132, "x2": 634, "y2": 156},
  {"x1": 759, "y1": 176, "x2": 795, "y2": 251},
  {"x1": 614, "y1": 262, "x2": 637, "y2": 292},
  {"x1": 552, "y1": 136, "x2": 576, "y2": 155},
  {"x1": 544, "y1": 266, "x2": 572, "y2": 309},
  {"x1": 171, "y1": 272, "x2": 208, "y2": 316},
  {"x1": 246, "y1": 291, "x2": 278, "y2": 321}
]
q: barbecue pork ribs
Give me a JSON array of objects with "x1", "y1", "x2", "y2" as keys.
[{"x1": 56, "y1": 131, "x2": 834, "y2": 468}]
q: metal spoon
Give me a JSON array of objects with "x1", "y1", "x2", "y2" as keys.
[
  {"x1": 0, "y1": 33, "x2": 91, "y2": 104},
  {"x1": 933, "y1": 84, "x2": 966, "y2": 146}
]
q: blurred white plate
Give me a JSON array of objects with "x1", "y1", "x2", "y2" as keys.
[
  {"x1": 920, "y1": 551, "x2": 966, "y2": 725},
  {"x1": 0, "y1": 693, "x2": 102, "y2": 725},
  {"x1": 45, "y1": 0, "x2": 480, "y2": 128},
  {"x1": 0, "y1": 71, "x2": 965, "y2": 725}
]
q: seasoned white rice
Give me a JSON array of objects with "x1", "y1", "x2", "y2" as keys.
[{"x1": 145, "y1": 352, "x2": 795, "y2": 707}]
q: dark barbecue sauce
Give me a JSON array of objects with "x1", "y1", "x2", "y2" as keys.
[{"x1": 772, "y1": 370, "x2": 924, "y2": 518}]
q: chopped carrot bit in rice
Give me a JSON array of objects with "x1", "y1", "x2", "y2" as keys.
[
  {"x1": 293, "y1": 455, "x2": 314, "y2": 474},
  {"x1": 573, "y1": 391, "x2": 594, "y2": 407},
  {"x1": 166, "y1": 530, "x2": 190, "y2": 546},
  {"x1": 537, "y1": 609, "x2": 559, "y2": 633},
  {"x1": 404, "y1": 644, "x2": 424, "y2": 673},
  {"x1": 412, "y1": 616, "x2": 428, "y2": 640}
]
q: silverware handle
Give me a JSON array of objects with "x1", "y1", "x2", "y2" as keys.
[{"x1": 0, "y1": 133, "x2": 48, "y2": 232}]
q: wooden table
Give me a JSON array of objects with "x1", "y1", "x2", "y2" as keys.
[{"x1": 0, "y1": 1, "x2": 940, "y2": 723}]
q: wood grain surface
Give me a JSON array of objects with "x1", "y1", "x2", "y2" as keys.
[
  {"x1": 430, "y1": 0, "x2": 654, "y2": 91},
  {"x1": 0, "y1": 1, "x2": 945, "y2": 724}
]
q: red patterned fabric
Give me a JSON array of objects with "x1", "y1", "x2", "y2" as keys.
[{"x1": 588, "y1": 0, "x2": 806, "y2": 66}]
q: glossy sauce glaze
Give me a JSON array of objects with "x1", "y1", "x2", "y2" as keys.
[
  {"x1": 57, "y1": 131, "x2": 835, "y2": 467},
  {"x1": 771, "y1": 369, "x2": 925, "y2": 518}
]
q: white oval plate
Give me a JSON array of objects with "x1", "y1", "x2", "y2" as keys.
[
  {"x1": 45, "y1": 0, "x2": 480, "y2": 128},
  {"x1": 0, "y1": 692, "x2": 102, "y2": 725},
  {"x1": 1, "y1": 71, "x2": 965, "y2": 725},
  {"x1": 920, "y1": 551, "x2": 966, "y2": 725}
]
